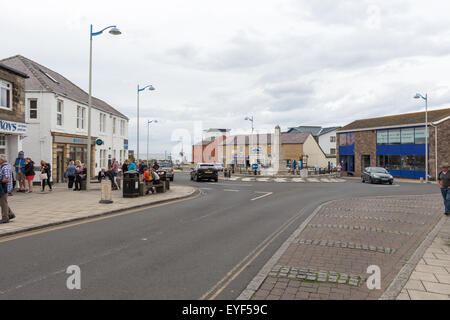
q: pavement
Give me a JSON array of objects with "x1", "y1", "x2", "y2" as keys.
[
  {"x1": 396, "y1": 216, "x2": 450, "y2": 300},
  {"x1": 0, "y1": 182, "x2": 197, "y2": 238},
  {"x1": 239, "y1": 193, "x2": 448, "y2": 300},
  {"x1": 0, "y1": 173, "x2": 443, "y2": 299}
]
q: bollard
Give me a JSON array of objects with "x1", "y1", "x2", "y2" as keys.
[{"x1": 99, "y1": 180, "x2": 113, "y2": 204}]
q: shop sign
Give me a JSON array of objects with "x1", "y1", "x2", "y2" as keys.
[{"x1": 0, "y1": 120, "x2": 27, "y2": 134}]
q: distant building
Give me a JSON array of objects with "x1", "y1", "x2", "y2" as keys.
[
  {"x1": 337, "y1": 108, "x2": 450, "y2": 179},
  {"x1": 0, "y1": 63, "x2": 28, "y2": 164},
  {"x1": 191, "y1": 128, "x2": 230, "y2": 163},
  {"x1": 1, "y1": 55, "x2": 129, "y2": 182},
  {"x1": 218, "y1": 130, "x2": 329, "y2": 169},
  {"x1": 287, "y1": 125, "x2": 340, "y2": 167}
]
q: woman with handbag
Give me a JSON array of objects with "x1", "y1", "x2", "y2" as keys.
[
  {"x1": 40, "y1": 160, "x2": 52, "y2": 192},
  {"x1": 24, "y1": 157, "x2": 35, "y2": 193}
]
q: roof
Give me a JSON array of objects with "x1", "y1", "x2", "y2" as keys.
[
  {"x1": 0, "y1": 55, "x2": 128, "y2": 120},
  {"x1": 287, "y1": 125, "x2": 340, "y2": 136},
  {"x1": 220, "y1": 132, "x2": 310, "y2": 145},
  {"x1": 338, "y1": 108, "x2": 450, "y2": 132},
  {"x1": 0, "y1": 63, "x2": 29, "y2": 78},
  {"x1": 204, "y1": 128, "x2": 230, "y2": 133},
  {"x1": 194, "y1": 137, "x2": 216, "y2": 146}
]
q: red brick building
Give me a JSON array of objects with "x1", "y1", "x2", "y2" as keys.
[
  {"x1": 192, "y1": 135, "x2": 227, "y2": 163},
  {"x1": 337, "y1": 108, "x2": 450, "y2": 180}
]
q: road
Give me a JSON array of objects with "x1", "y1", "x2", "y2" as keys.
[{"x1": 0, "y1": 173, "x2": 439, "y2": 299}]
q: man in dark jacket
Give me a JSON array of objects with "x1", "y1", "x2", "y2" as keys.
[{"x1": 438, "y1": 162, "x2": 450, "y2": 216}]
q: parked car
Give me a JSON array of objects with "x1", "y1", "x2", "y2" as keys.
[
  {"x1": 361, "y1": 167, "x2": 394, "y2": 184},
  {"x1": 191, "y1": 163, "x2": 218, "y2": 182},
  {"x1": 213, "y1": 163, "x2": 224, "y2": 172},
  {"x1": 158, "y1": 160, "x2": 174, "y2": 181}
]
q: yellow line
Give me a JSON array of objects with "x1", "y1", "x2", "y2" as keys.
[
  {"x1": 199, "y1": 207, "x2": 306, "y2": 300},
  {"x1": 0, "y1": 192, "x2": 200, "y2": 244}
]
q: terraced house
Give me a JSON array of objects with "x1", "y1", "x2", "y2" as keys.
[
  {"x1": 0, "y1": 55, "x2": 129, "y2": 182},
  {"x1": 337, "y1": 108, "x2": 450, "y2": 180}
]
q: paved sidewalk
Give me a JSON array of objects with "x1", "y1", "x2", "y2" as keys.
[
  {"x1": 0, "y1": 183, "x2": 197, "y2": 237},
  {"x1": 239, "y1": 194, "x2": 445, "y2": 300},
  {"x1": 396, "y1": 217, "x2": 450, "y2": 300}
]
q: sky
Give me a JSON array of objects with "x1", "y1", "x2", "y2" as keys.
[{"x1": 2, "y1": 0, "x2": 450, "y2": 160}]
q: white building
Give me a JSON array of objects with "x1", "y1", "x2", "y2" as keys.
[
  {"x1": 0, "y1": 55, "x2": 129, "y2": 182},
  {"x1": 287, "y1": 126, "x2": 341, "y2": 167}
]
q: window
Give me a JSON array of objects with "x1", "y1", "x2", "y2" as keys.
[
  {"x1": 339, "y1": 133, "x2": 347, "y2": 146},
  {"x1": 387, "y1": 155, "x2": 401, "y2": 170},
  {"x1": 415, "y1": 156, "x2": 425, "y2": 171},
  {"x1": 0, "y1": 135, "x2": 6, "y2": 155},
  {"x1": 77, "y1": 106, "x2": 86, "y2": 129},
  {"x1": 330, "y1": 148, "x2": 336, "y2": 155},
  {"x1": 330, "y1": 136, "x2": 336, "y2": 143},
  {"x1": 113, "y1": 118, "x2": 116, "y2": 134},
  {"x1": 376, "y1": 130, "x2": 388, "y2": 145},
  {"x1": 100, "y1": 150, "x2": 107, "y2": 168},
  {"x1": 388, "y1": 129, "x2": 401, "y2": 145},
  {"x1": 401, "y1": 156, "x2": 415, "y2": 171},
  {"x1": 120, "y1": 120, "x2": 125, "y2": 136},
  {"x1": 29, "y1": 99, "x2": 38, "y2": 119},
  {"x1": 0, "y1": 80, "x2": 12, "y2": 109},
  {"x1": 56, "y1": 100, "x2": 63, "y2": 126},
  {"x1": 377, "y1": 155, "x2": 388, "y2": 168},
  {"x1": 99, "y1": 113, "x2": 106, "y2": 132},
  {"x1": 401, "y1": 128, "x2": 414, "y2": 144},
  {"x1": 415, "y1": 127, "x2": 429, "y2": 144}
]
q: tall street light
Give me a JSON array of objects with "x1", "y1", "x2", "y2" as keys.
[
  {"x1": 87, "y1": 24, "x2": 121, "y2": 190},
  {"x1": 244, "y1": 116, "x2": 254, "y2": 133},
  {"x1": 414, "y1": 93, "x2": 429, "y2": 183},
  {"x1": 137, "y1": 84, "x2": 155, "y2": 161},
  {"x1": 147, "y1": 119, "x2": 158, "y2": 167}
]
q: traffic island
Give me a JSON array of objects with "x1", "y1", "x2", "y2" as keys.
[
  {"x1": 238, "y1": 193, "x2": 446, "y2": 300},
  {"x1": 1, "y1": 184, "x2": 198, "y2": 238}
]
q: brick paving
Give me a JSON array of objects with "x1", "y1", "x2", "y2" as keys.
[
  {"x1": 0, "y1": 183, "x2": 196, "y2": 237},
  {"x1": 250, "y1": 194, "x2": 445, "y2": 300}
]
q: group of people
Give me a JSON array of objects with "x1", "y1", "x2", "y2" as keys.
[
  {"x1": 65, "y1": 161, "x2": 87, "y2": 191},
  {"x1": 13, "y1": 151, "x2": 52, "y2": 194},
  {"x1": 97, "y1": 158, "x2": 120, "y2": 191}
]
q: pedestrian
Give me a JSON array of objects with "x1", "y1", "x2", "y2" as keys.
[
  {"x1": 14, "y1": 151, "x2": 26, "y2": 192},
  {"x1": 112, "y1": 158, "x2": 120, "y2": 190},
  {"x1": 153, "y1": 160, "x2": 160, "y2": 171},
  {"x1": 74, "y1": 161, "x2": 82, "y2": 191},
  {"x1": 66, "y1": 161, "x2": 76, "y2": 189},
  {"x1": 122, "y1": 159, "x2": 128, "y2": 174},
  {"x1": 24, "y1": 157, "x2": 35, "y2": 193},
  {"x1": 128, "y1": 159, "x2": 137, "y2": 171},
  {"x1": 0, "y1": 154, "x2": 16, "y2": 223},
  {"x1": 438, "y1": 162, "x2": 450, "y2": 216},
  {"x1": 97, "y1": 168, "x2": 108, "y2": 182},
  {"x1": 40, "y1": 160, "x2": 52, "y2": 192}
]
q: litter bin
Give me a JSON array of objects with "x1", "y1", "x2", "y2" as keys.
[
  {"x1": 80, "y1": 179, "x2": 87, "y2": 191},
  {"x1": 165, "y1": 180, "x2": 170, "y2": 190},
  {"x1": 123, "y1": 172, "x2": 140, "y2": 198}
]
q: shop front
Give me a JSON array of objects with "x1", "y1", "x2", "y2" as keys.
[
  {"x1": 0, "y1": 120, "x2": 27, "y2": 164},
  {"x1": 51, "y1": 133, "x2": 96, "y2": 183}
]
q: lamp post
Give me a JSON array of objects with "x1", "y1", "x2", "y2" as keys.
[
  {"x1": 414, "y1": 93, "x2": 429, "y2": 183},
  {"x1": 147, "y1": 120, "x2": 158, "y2": 167},
  {"x1": 244, "y1": 116, "x2": 254, "y2": 133},
  {"x1": 87, "y1": 24, "x2": 121, "y2": 190},
  {"x1": 137, "y1": 84, "x2": 155, "y2": 162}
]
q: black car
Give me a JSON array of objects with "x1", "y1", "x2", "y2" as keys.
[
  {"x1": 362, "y1": 167, "x2": 394, "y2": 184},
  {"x1": 190, "y1": 163, "x2": 218, "y2": 182}
]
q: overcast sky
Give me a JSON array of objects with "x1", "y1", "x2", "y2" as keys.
[{"x1": 2, "y1": 0, "x2": 450, "y2": 159}]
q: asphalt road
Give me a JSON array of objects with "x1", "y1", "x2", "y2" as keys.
[{"x1": 0, "y1": 173, "x2": 439, "y2": 300}]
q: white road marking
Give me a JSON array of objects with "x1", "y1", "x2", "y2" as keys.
[
  {"x1": 200, "y1": 187, "x2": 213, "y2": 190},
  {"x1": 320, "y1": 178, "x2": 331, "y2": 183},
  {"x1": 251, "y1": 192, "x2": 273, "y2": 201},
  {"x1": 242, "y1": 178, "x2": 255, "y2": 182},
  {"x1": 292, "y1": 178, "x2": 305, "y2": 183},
  {"x1": 228, "y1": 177, "x2": 241, "y2": 181},
  {"x1": 307, "y1": 178, "x2": 320, "y2": 182},
  {"x1": 274, "y1": 178, "x2": 287, "y2": 183},
  {"x1": 224, "y1": 189, "x2": 240, "y2": 192},
  {"x1": 257, "y1": 178, "x2": 270, "y2": 182}
]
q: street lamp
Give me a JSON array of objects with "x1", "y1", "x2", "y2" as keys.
[
  {"x1": 147, "y1": 119, "x2": 158, "y2": 167},
  {"x1": 244, "y1": 116, "x2": 254, "y2": 133},
  {"x1": 414, "y1": 93, "x2": 429, "y2": 183},
  {"x1": 87, "y1": 24, "x2": 121, "y2": 190},
  {"x1": 137, "y1": 84, "x2": 155, "y2": 162}
]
